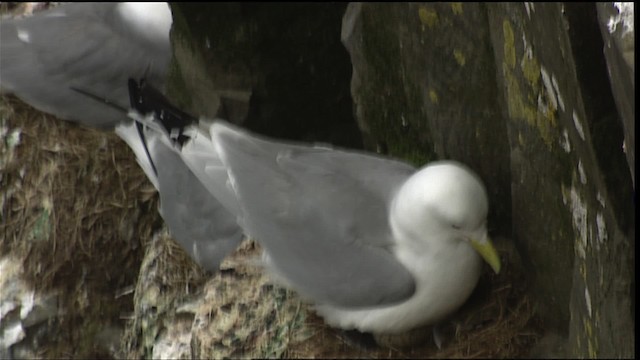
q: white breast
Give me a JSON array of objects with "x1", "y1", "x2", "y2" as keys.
[{"x1": 314, "y1": 236, "x2": 482, "y2": 333}]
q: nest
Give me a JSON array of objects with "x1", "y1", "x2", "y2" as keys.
[
  {"x1": 283, "y1": 237, "x2": 542, "y2": 358},
  {"x1": 1, "y1": 94, "x2": 541, "y2": 358},
  {"x1": 1, "y1": 95, "x2": 160, "y2": 358}
]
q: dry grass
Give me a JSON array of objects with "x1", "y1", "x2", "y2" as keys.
[{"x1": 1, "y1": 94, "x2": 160, "y2": 358}]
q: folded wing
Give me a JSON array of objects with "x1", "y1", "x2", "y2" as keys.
[{"x1": 210, "y1": 121, "x2": 417, "y2": 308}]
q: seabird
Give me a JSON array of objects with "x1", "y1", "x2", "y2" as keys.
[
  {"x1": 126, "y1": 79, "x2": 502, "y2": 334},
  {"x1": 1, "y1": 3, "x2": 243, "y2": 271}
]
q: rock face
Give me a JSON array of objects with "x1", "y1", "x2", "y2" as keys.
[
  {"x1": 167, "y1": 3, "x2": 362, "y2": 148},
  {"x1": 139, "y1": 2, "x2": 633, "y2": 358},
  {"x1": 595, "y1": 3, "x2": 635, "y2": 186},
  {"x1": 486, "y1": 4, "x2": 634, "y2": 357},
  {"x1": 341, "y1": 2, "x2": 513, "y2": 246},
  {"x1": 339, "y1": 2, "x2": 633, "y2": 357}
]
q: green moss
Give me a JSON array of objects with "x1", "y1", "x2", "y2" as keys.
[
  {"x1": 504, "y1": 65, "x2": 536, "y2": 127},
  {"x1": 357, "y1": 5, "x2": 436, "y2": 167},
  {"x1": 418, "y1": 6, "x2": 438, "y2": 28},
  {"x1": 428, "y1": 89, "x2": 439, "y2": 104},
  {"x1": 451, "y1": 3, "x2": 464, "y2": 15},
  {"x1": 503, "y1": 20, "x2": 516, "y2": 69},
  {"x1": 521, "y1": 54, "x2": 540, "y2": 90},
  {"x1": 453, "y1": 49, "x2": 466, "y2": 66},
  {"x1": 502, "y1": 21, "x2": 557, "y2": 149},
  {"x1": 583, "y1": 317, "x2": 598, "y2": 357}
]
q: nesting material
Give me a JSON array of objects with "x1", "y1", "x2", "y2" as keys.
[{"x1": 1, "y1": 95, "x2": 158, "y2": 358}]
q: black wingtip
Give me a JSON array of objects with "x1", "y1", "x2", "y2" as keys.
[
  {"x1": 127, "y1": 78, "x2": 142, "y2": 110},
  {"x1": 70, "y1": 86, "x2": 128, "y2": 114},
  {"x1": 127, "y1": 78, "x2": 197, "y2": 147},
  {"x1": 127, "y1": 78, "x2": 197, "y2": 127}
]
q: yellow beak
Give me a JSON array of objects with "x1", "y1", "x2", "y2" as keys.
[{"x1": 469, "y1": 237, "x2": 501, "y2": 274}]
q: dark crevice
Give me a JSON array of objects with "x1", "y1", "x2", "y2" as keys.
[
  {"x1": 563, "y1": 3, "x2": 634, "y2": 234},
  {"x1": 173, "y1": 3, "x2": 362, "y2": 149},
  {"x1": 563, "y1": 0, "x2": 635, "y2": 338}
]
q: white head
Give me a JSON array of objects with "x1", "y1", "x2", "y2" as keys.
[
  {"x1": 116, "y1": 2, "x2": 172, "y2": 46},
  {"x1": 391, "y1": 161, "x2": 500, "y2": 273}
]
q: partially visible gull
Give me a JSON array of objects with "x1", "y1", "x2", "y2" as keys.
[
  {"x1": 127, "y1": 79, "x2": 502, "y2": 334},
  {"x1": 0, "y1": 2, "x2": 171, "y2": 128},
  {"x1": 117, "y1": 81, "x2": 244, "y2": 271},
  {"x1": 1, "y1": 3, "x2": 243, "y2": 271}
]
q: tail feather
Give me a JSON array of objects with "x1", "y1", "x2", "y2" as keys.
[
  {"x1": 124, "y1": 79, "x2": 245, "y2": 271},
  {"x1": 128, "y1": 78, "x2": 197, "y2": 147},
  {"x1": 126, "y1": 78, "x2": 242, "y2": 219},
  {"x1": 115, "y1": 120, "x2": 160, "y2": 190}
]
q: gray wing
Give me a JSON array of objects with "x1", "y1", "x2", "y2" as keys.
[
  {"x1": 153, "y1": 140, "x2": 243, "y2": 272},
  {"x1": 178, "y1": 129, "x2": 244, "y2": 221},
  {"x1": 211, "y1": 121, "x2": 417, "y2": 308},
  {"x1": 116, "y1": 121, "x2": 242, "y2": 272},
  {"x1": 0, "y1": 3, "x2": 170, "y2": 128}
]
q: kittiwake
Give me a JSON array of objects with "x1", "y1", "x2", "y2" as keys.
[
  {"x1": 127, "y1": 79, "x2": 502, "y2": 334},
  {"x1": 1, "y1": 3, "x2": 243, "y2": 271},
  {"x1": 0, "y1": 2, "x2": 171, "y2": 128}
]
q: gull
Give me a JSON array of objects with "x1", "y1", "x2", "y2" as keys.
[
  {"x1": 117, "y1": 80, "x2": 244, "y2": 271},
  {"x1": 117, "y1": 108, "x2": 243, "y2": 271},
  {"x1": 1, "y1": 3, "x2": 243, "y2": 271},
  {"x1": 127, "y1": 79, "x2": 502, "y2": 334},
  {"x1": 0, "y1": 2, "x2": 171, "y2": 128}
]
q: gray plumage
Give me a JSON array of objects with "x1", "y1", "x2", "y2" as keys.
[
  {"x1": 161, "y1": 118, "x2": 501, "y2": 333},
  {"x1": 116, "y1": 120, "x2": 243, "y2": 272},
  {"x1": 2, "y1": 3, "x2": 242, "y2": 271},
  {"x1": 0, "y1": 2, "x2": 171, "y2": 128},
  {"x1": 211, "y1": 121, "x2": 418, "y2": 307}
]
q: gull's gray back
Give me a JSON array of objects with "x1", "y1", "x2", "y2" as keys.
[
  {"x1": 116, "y1": 119, "x2": 243, "y2": 272},
  {"x1": 152, "y1": 140, "x2": 243, "y2": 271},
  {"x1": 212, "y1": 121, "x2": 418, "y2": 308}
]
